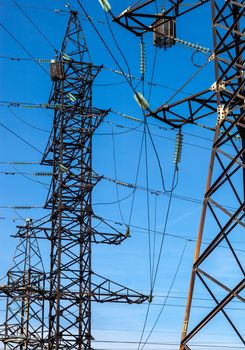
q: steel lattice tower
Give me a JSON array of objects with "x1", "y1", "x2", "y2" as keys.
[
  {"x1": 0, "y1": 219, "x2": 46, "y2": 350},
  {"x1": 41, "y1": 11, "x2": 148, "y2": 350},
  {"x1": 114, "y1": 0, "x2": 245, "y2": 348}
]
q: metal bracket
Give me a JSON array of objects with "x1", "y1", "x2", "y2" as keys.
[
  {"x1": 210, "y1": 81, "x2": 225, "y2": 91},
  {"x1": 217, "y1": 104, "x2": 228, "y2": 125}
]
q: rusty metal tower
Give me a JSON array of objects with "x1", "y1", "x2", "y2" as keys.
[
  {"x1": 41, "y1": 10, "x2": 148, "y2": 350},
  {"x1": 0, "y1": 218, "x2": 46, "y2": 350},
  {"x1": 114, "y1": 0, "x2": 245, "y2": 348}
]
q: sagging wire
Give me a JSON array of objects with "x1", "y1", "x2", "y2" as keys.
[
  {"x1": 0, "y1": 99, "x2": 218, "y2": 135},
  {"x1": 137, "y1": 127, "x2": 184, "y2": 349},
  {"x1": 151, "y1": 130, "x2": 184, "y2": 290},
  {"x1": 139, "y1": 240, "x2": 189, "y2": 350},
  {"x1": 104, "y1": 7, "x2": 133, "y2": 85},
  {"x1": 191, "y1": 49, "x2": 210, "y2": 68},
  {"x1": 8, "y1": 107, "x2": 50, "y2": 133},
  {"x1": 12, "y1": 0, "x2": 58, "y2": 53},
  {"x1": 112, "y1": 127, "x2": 127, "y2": 224},
  {"x1": 0, "y1": 23, "x2": 49, "y2": 76},
  {"x1": 0, "y1": 120, "x2": 44, "y2": 155},
  {"x1": 11, "y1": 165, "x2": 49, "y2": 189},
  {"x1": 152, "y1": 194, "x2": 158, "y2": 279},
  {"x1": 1, "y1": 100, "x2": 229, "y2": 146},
  {"x1": 140, "y1": 33, "x2": 155, "y2": 292},
  {"x1": 136, "y1": 34, "x2": 155, "y2": 348},
  {"x1": 1, "y1": 101, "x2": 214, "y2": 155},
  {"x1": 0, "y1": 55, "x2": 193, "y2": 97},
  {"x1": 137, "y1": 164, "x2": 179, "y2": 350},
  {"x1": 95, "y1": 121, "x2": 144, "y2": 136},
  {"x1": 93, "y1": 190, "x2": 136, "y2": 206},
  {"x1": 81, "y1": 4, "x2": 156, "y2": 285},
  {"x1": 76, "y1": 0, "x2": 153, "y2": 118}
]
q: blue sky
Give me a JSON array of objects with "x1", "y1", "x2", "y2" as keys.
[{"x1": 0, "y1": 1, "x2": 244, "y2": 349}]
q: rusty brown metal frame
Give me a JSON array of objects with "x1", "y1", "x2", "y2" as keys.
[
  {"x1": 0, "y1": 219, "x2": 46, "y2": 350},
  {"x1": 40, "y1": 11, "x2": 148, "y2": 350},
  {"x1": 113, "y1": 0, "x2": 245, "y2": 349},
  {"x1": 113, "y1": 0, "x2": 209, "y2": 36}
]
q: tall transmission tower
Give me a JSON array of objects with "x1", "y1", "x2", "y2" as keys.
[
  {"x1": 114, "y1": 0, "x2": 245, "y2": 348},
  {"x1": 0, "y1": 218, "x2": 46, "y2": 350}
]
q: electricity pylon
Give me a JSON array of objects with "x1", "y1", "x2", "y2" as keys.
[
  {"x1": 114, "y1": 0, "x2": 245, "y2": 348},
  {"x1": 0, "y1": 218, "x2": 46, "y2": 350},
  {"x1": 41, "y1": 11, "x2": 148, "y2": 350}
]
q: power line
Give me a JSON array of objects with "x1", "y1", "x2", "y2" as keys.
[
  {"x1": 0, "y1": 23, "x2": 49, "y2": 76},
  {"x1": 0, "y1": 54, "x2": 194, "y2": 96},
  {"x1": 0, "y1": 120, "x2": 44, "y2": 155},
  {"x1": 111, "y1": 127, "x2": 126, "y2": 224},
  {"x1": 93, "y1": 216, "x2": 245, "y2": 250},
  {"x1": 12, "y1": 0, "x2": 57, "y2": 52},
  {"x1": 1, "y1": 101, "x2": 225, "y2": 150},
  {"x1": 104, "y1": 11, "x2": 133, "y2": 84},
  {"x1": 101, "y1": 176, "x2": 237, "y2": 211},
  {"x1": 140, "y1": 241, "x2": 188, "y2": 350},
  {"x1": 137, "y1": 168, "x2": 178, "y2": 349},
  {"x1": 0, "y1": 161, "x2": 40, "y2": 165},
  {"x1": 8, "y1": 107, "x2": 50, "y2": 133},
  {"x1": 91, "y1": 339, "x2": 245, "y2": 349},
  {"x1": 0, "y1": 206, "x2": 42, "y2": 209}
]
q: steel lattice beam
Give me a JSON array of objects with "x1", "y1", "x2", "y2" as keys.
[{"x1": 114, "y1": 0, "x2": 209, "y2": 36}]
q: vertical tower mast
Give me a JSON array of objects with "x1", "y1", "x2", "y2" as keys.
[
  {"x1": 0, "y1": 219, "x2": 46, "y2": 350},
  {"x1": 180, "y1": 1, "x2": 245, "y2": 348},
  {"x1": 41, "y1": 11, "x2": 148, "y2": 350},
  {"x1": 41, "y1": 11, "x2": 108, "y2": 350}
]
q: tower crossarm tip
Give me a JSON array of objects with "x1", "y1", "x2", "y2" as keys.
[{"x1": 91, "y1": 273, "x2": 148, "y2": 304}]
